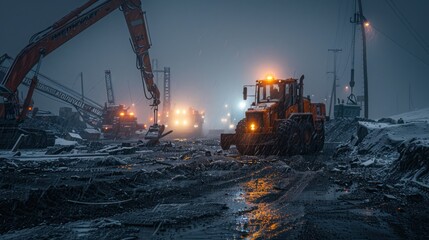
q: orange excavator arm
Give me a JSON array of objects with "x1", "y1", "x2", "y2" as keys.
[
  {"x1": 0, "y1": 0, "x2": 160, "y2": 127},
  {"x1": 122, "y1": 0, "x2": 161, "y2": 124}
]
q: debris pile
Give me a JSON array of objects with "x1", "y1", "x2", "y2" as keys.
[
  {"x1": 1, "y1": 109, "x2": 429, "y2": 239},
  {"x1": 333, "y1": 118, "x2": 429, "y2": 186},
  {"x1": 389, "y1": 139, "x2": 429, "y2": 186},
  {"x1": 324, "y1": 118, "x2": 360, "y2": 143}
]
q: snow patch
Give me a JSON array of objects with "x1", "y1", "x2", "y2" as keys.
[
  {"x1": 84, "y1": 128, "x2": 100, "y2": 134},
  {"x1": 389, "y1": 107, "x2": 429, "y2": 123},
  {"x1": 55, "y1": 137, "x2": 78, "y2": 146},
  {"x1": 358, "y1": 121, "x2": 390, "y2": 129},
  {"x1": 68, "y1": 132, "x2": 83, "y2": 140},
  {"x1": 356, "y1": 122, "x2": 429, "y2": 155},
  {"x1": 336, "y1": 110, "x2": 429, "y2": 186}
]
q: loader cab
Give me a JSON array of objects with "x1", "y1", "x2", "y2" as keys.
[
  {"x1": 257, "y1": 81, "x2": 282, "y2": 103},
  {"x1": 255, "y1": 77, "x2": 297, "y2": 108}
]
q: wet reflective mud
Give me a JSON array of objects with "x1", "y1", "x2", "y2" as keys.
[
  {"x1": 1, "y1": 148, "x2": 426, "y2": 239},
  {"x1": 235, "y1": 175, "x2": 290, "y2": 239}
]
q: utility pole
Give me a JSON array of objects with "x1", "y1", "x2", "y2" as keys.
[
  {"x1": 80, "y1": 72, "x2": 84, "y2": 103},
  {"x1": 408, "y1": 83, "x2": 414, "y2": 111},
  {"x1": 358, "y1": 0, "x2": 369, "y2": 118},
  {"x1": 350, "y1": 0, "x2": 357, "y2": 104},
  {"x1": 328, "y1": 49, "x2": 342, "y2": 118}
]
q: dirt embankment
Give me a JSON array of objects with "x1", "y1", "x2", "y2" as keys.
[{"x1": 332, "y1": 119, "x2": 429, "y2": 186}]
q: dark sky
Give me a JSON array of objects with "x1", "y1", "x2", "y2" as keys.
[{"x1": 1, "y1": 0, "x2": 428, "y2": 129}]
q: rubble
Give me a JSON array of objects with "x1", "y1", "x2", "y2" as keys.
[
  {"x1": 1, "y1": 109, "x2": 429, "y2": 238},
  {"x1": 96, "y1": 156, "x2": 128, "y2": 166},
  {"x1": 332, "y1": 117, "x2": 429, "y2": 185},
  {"x1": 45, "y1": 145, "x2": 75, "y2": 155},
  {"x1": 389, "y1": 139, "x2": 429, "y2": 185}
]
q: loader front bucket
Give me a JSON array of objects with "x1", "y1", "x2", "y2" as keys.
[{"x1": 145, "y1": 124, "x2": 165, "y2": 140}]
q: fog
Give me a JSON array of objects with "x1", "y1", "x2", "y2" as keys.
[{"x1": 1, "y1": 0, "x2": 428, "y2": 130}]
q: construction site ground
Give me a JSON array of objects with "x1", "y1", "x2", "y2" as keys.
[{"x1": 1, "y1": 120, "x2": 429, "y2": 239}]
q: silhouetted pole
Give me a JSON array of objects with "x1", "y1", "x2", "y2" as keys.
[
  {"x1": 350, "y1": 0, "x2": 357, "y2": 102},
  {"x1": 328, "y1": 49, "x2": 342, "y2": 118},
  {"x1": 80, "y1": 72, "x2": 84, "y2": 103},
  {"x1": 358, "y1": 0, "x2": 369, "y2": 118}
]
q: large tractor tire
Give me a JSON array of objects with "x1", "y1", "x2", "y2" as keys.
[
  {"x1": 235, "y1": 119, "x2": 246, "y2": 134},
  {"x1": 235, "y1": 119, "x2": 256, "y2": 155},
  {"x1": 237, "y1": 144, "x2": 256, "y2": 156},
  {"x1": 276, "y1": 119, "x2": 302, "y2": 155},
  {"x1": 311, "y1": 121, "x2": 325, "y2": 153},
  {"x1": 301, "y1": 121, "x2": 315, "y2": 154}
]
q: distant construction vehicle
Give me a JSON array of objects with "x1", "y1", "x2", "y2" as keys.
[
  {"x1": 221, "y1": 74, "x2": 326, "y2": 155},
  {"x1": 101, "y1": 104, "x2": 139, "y2": 138},
  {"x1": 0, "y1": 63, "x2": 141, "y2": 139},
  {"x1": 151, "y1": 66, "x2": 204, "y2": 138},
  {"x1": 168, "y1": 107, "x2": 204, "y2": 138},
  {"x1": 101, "y1": 70, "x2": 141, "y2": 138}
]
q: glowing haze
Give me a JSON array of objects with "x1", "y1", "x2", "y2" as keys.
[{"x1": 1, "y1": 0, "x2": 428, "y2": 130}]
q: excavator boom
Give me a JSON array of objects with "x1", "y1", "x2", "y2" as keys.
[{"x1": 0, "y1": 0, "x2": 163, "y2": 144}]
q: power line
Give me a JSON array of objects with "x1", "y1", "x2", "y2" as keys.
[
  {"x1": 338, "y1": 1, "x2": 355, "y2": 82},
  {"x1": 328, "y1": 49, "x2": 342, "y2": 118},
  {"x1": 372, "y1": 25, "x2": 429, "y2": 68},
  {"x1": 334, "y1": 0, "x2": 344, "y2": 47},
  {"x1": 384, "y1": 0, "x2": 429, "y2": 55},
  {"x1": 339, "y1": 40, "x2": 353, "y2": 82}
]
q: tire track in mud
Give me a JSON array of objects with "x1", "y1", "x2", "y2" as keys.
[
  {"x1": 0, "y1": 158, "x2": 272, "y2": 234},
  {"x1": 0, "y1": 152, "x2": 326, "y2": 238},
  {"x1": 224, "y1": 153, "x2": 329, "y2": 239},
  {"x1": 229, "y1": 169, "x2": 322, "y2": 239},
  {"x1": 276, "y1": 170, "x2": 319, "y2": 202}
]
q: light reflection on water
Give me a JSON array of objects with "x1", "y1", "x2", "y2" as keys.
[
  {"x1": 235, "y1": 175, "x2": 290, "y2": 239},
  {"x1": 117, "y1": 164, "x2": 133, "y2": 170}
]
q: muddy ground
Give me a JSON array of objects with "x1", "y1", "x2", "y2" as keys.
[{"x1": 0, "y1": 137, "x2": 428, "y2": 239}]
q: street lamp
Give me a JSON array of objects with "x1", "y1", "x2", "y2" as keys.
[{"x1": 345, "y1": 86, "x2": 350, "y2": 91}]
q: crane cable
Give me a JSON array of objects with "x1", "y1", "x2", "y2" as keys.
[
  {"x1": 129, "y1": 38, "x2": 154, "y2": 102},
  {"x1": 139, "y1": 65, "x2": 154, "y2": 101}
]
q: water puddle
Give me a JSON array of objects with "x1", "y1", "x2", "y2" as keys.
[{"x1": 231, "y1": 175, "x2": 292, "y2": 239}]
